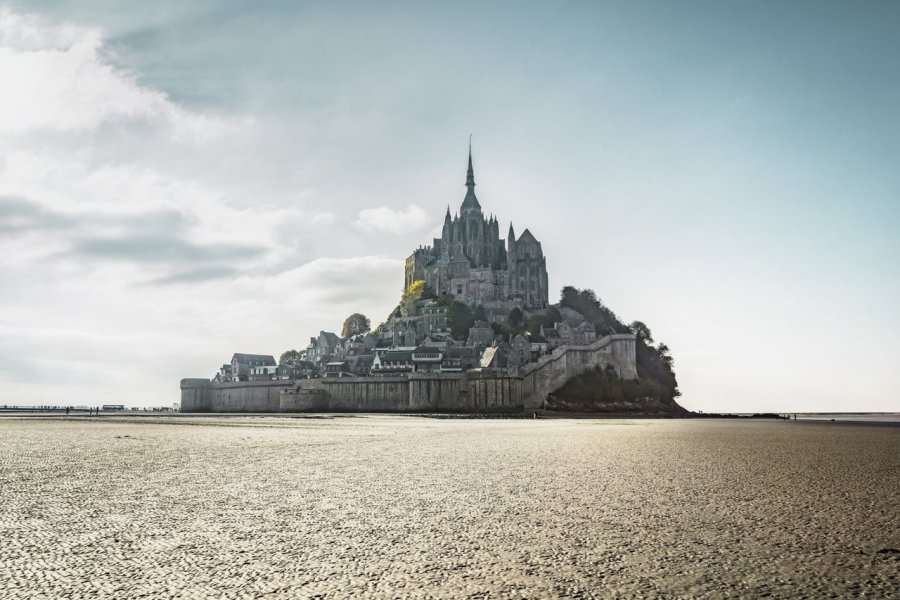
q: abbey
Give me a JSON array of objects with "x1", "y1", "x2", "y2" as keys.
[
  {"x1": 181, "y1": 143, "x2": 648, "y2": 414},
  {"x1": 404, "y1": 145, "x2": 549, "y2": 313}
]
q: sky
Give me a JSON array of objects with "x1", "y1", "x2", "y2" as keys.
[{"x1": 1, "y1": 1, "x2": 898, "y2": 412}]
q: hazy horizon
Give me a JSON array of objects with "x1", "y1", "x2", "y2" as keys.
[{"x1": 1, "y1": 1, "x2": 898, "y2": 412}]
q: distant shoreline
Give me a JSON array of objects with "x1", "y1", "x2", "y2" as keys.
[{"x1": 1, "y1": 410, "x2": 898, "y2": 425}]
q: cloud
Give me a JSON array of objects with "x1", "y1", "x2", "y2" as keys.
[
  {"x1": 0, "y1": 195, "x2": 267, "y2": 280},
  {"x1": 270, "y1": 255, "x2": 401, "y2": 299},
  {"x1": 148, "y1": 266, "x2": 242, "y2": 285},
  {"x1": 308, "y1": 212, "x2": 335, "y2": 225},
  {"x1": 0, "y1": 8, "x2": 226, "y2": 141},
  {"x1": 0, "y1": 194, "x2": 75, "y2": 231},
  {"x1": 353, "y1": 204, "x2": 431, "y2": 234},
  {"x1": 72, "y1": 235, "x2": 266, "y2": 264},
  {"x1": 0, "y1": 195, "x2": 183, "y2": 234}
]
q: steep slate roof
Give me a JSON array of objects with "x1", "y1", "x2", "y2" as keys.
[
  {"x1": 382, "y1": 350, "x2": 413, "y2": 363},
  {"x1": 541, "y1": 327, "x2": 560, "y2": 339},
  {"x1": 413, "y1": 344, "x2": 441, "y2": 356},
  {"x1": 283, "y1": 360, "x2": 316, "y2": 369},
  {"x1": 319, "y1": 331, "x2": 341, "y2": 346},
  {"x1": 231, "y1": 353, "x2": 276, "y2": 366},
  {"x1": 517, "y1": 229, "x2": 539, "y2": 244},
  {"x1": 348, "y1": 355, "x2": 374, "y2": 369},
  {"x1": 445, "y1": 346, "x2": 480, "y2": 359},
  {"x1": 420, "y1": 337, "x2": 448, "y2": 349},
  {"x1": 461, "y1": 189, "x2": 481, "y2": 212}
]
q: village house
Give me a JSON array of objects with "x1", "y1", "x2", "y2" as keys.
[{"x1": 228, "y1": 353, "x2": 276, "y2": 382}]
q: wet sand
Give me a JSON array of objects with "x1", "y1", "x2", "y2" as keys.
[{"x1": 1, "y1": 416, "x2": 897, "y2": 598}]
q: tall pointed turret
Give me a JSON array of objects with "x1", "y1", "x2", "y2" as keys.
[
  {"x1": 460, "y1": 138, "x2": 481, "y2": 216},
  {"x1": 465, "y1": 139, "x2": 476, "y2": 188},
  {"x1": 507, "y1": 222, "x2": 517, "y2": 294}
]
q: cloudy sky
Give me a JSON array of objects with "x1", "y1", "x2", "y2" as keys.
[{"x1": 1, "y1": 1, "x2": 898, "y2": 412}]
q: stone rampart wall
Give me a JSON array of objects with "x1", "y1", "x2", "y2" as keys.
[
  {"x1": 521, "y1": 334, "x2": 637, "y2": 410},
  {"x1": 180, "y1": 379, "x2": 285, "y2": 412},
  {"x1": 180, "y1": 334, "x2": 636, "y2": 413}
]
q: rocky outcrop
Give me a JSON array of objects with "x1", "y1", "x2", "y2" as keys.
[{"x1": 543, "y1": 366, "x2": 689, "y2": 416}]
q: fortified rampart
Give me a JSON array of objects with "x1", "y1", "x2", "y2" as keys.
[
  {"x1": 180, "y1": 334, "x2": 637, "y2": 413},
  {"x1": 522, "y1": 334, "x2": 637, "y2": 406}
]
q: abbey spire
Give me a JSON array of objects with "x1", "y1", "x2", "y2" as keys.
[
  {"x1": 465, "y1": 139, "x2": 476, "y2": 188},
  {"x1": 460, "y1": 138, "x2": 481, "y2": 215}
]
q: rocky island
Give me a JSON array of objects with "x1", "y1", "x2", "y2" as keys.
[{"x1": 181, "y1": 145, "x2": 686, "y2": 416}]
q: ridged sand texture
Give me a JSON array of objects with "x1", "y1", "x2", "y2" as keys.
[{"x1": 1, "y1": 416, "x2": 898, "y2": 597}]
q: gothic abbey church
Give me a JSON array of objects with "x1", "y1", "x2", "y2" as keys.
[{"x1": 405, "y1": 146, "x2": 550, "y2": 315}]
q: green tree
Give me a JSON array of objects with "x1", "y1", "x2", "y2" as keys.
[
  {"x1": 508, "y1": 307, "x2": 524, "y2": 327},
  {"x1": 279, "y1": 349, "x2": 303, "y2": 365},
  {"x1": 473, "y1": 304, "x2": 487, "y2": 322},
  {"x1": 447, "y1": 301, "x2": 475, "y2": 341},
  {"x1": 560, "y1": 286, "x2": 580, "y2": 307},
  {"x1": 400, "y1": 280, "x2": 427, "y2": 317},
  {"x1": 657, "y1": 343, "x2": 674, "y2": 368},
  {"x1": 341, "y1": 313, "x2": 371, "y2": 337},
  {"x1": 629, "y1": 321, "x2": 654, "y2": 345},
  {"x1": 525, "y1": 306, "x2": 561, "y2": 337}
]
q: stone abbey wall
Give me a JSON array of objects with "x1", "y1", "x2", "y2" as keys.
[{"x1": 181, "y1": 334, "x2": 637, "y2": 413}]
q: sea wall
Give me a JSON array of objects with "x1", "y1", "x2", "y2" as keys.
[
  {"x1": 179, "y1": 379, "x2": 284, "y2": 412},
  {"x1": 180, "y1": 334, "x2": 637, "y2": 413},
  {"x1": 277, "y1": 373, "x2": 524, "y2": 413}
]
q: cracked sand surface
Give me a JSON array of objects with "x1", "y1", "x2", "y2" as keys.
[{"x1": 1, "y1": 416, "x2": 898, "y2": 598}]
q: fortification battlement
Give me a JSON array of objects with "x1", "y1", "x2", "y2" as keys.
[
  {"x1": 522, "y1": 333, "x2": 638, "y2": 377},
  {"x1": 181, "y1": 333, "x2": 637, "y2": 414}
]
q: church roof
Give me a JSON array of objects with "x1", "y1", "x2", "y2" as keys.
[
  {"x1": 517, "y1": 229, "x2": 539, "y2": 244},
  {"x1": 461, "y1": 187, "x2": 481, "y2": 212}
]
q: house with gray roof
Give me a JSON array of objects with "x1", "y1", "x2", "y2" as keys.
[{"x1": 229, "y1": 353, "x2": 276, "y2": 382}]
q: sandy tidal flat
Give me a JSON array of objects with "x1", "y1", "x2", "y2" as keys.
[{"x1": 0, "y1": 415, "x2": 898, "y2": 598}]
